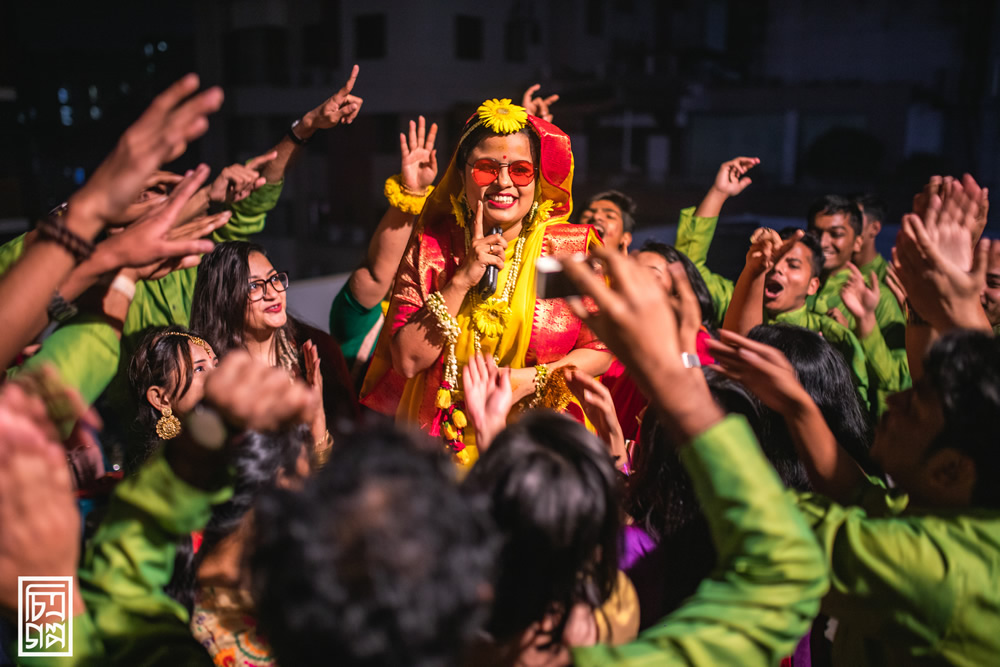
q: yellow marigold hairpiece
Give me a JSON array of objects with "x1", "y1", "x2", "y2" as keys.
[{"x1": 477, "y1": 98, "x2": 528, "y2": 135}]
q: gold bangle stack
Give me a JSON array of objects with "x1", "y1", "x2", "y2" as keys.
[
  {"x1": 529, "y1": 364, "x2": 549, "y2": 408},
  {"x1": 384, "y1": 174, "x2": 435, "y2": 215}
]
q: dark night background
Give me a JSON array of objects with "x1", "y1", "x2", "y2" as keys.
[{"x1": 2, "y1": 0, "x2": 998, "y2": 293}]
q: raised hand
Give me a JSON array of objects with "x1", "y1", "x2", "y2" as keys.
[
  {"x1": 884, "y1": 260, "x2": 907, "y2": 310},
  {"x1": 938, "y1": 174, "x2": 989, "y2": 249},
  {"x1": 208, "y1": 152, "x2": 276, "y2": 204},
  {"x1": 300, "y1": 64, "x2": 363, "y2": 135},
  {"x1": 302, "y1": 339, "x2": 328, "y2": 449},
  {"x1": 452, "y1": 200, "x2": 506, "y2": 293},
  {"x1": 564, "y1": 369, "x2": 627, "y2": 467},
  {"x1": 521, "y1": 84, "x2": 559, "y2": 123},
  {"x1": 0, "y1": 383, "x2": 82, "y2": 614},
  {"x1": 98, "y1": 165, "x2": 217, "y2": 270},
  {"x1": 67, "y1": 74, "x2": 224, "y2": 229},
  {"x1": 127, "y1": 210, "x2": 231, "y2": 281},
  {"x1": 712, "y1": 157, "x2": 760, "y2": 198},
  {"x1": 840, "y1": 262, "x2": 880, "y2": 337},
  {"x1": 893, "y1": 199, "x2": 991, "y2": 331},
  {"x1": 461, "y1": 353, "x2": 512, "y2": 452},
  {"x1": 746, "y1": 227, "x2": 803, "y2": 276},
  {"x1": 400, "y1": 116, "x2": 438, "y2": 193},
  {"x1": 561, "y1": 247, "x2": 723, "y2": 441}
]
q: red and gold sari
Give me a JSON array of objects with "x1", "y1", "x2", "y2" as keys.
[{"x1": 361, "y1": 114, "x2": 606, "y2": 465}]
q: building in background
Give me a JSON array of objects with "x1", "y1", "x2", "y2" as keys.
[{"x1": 4, "y1": 0, "x2": 998, "y2": 278}]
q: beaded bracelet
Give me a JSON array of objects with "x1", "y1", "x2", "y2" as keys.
[
  {"x1": 426, "y1": 291, "x2": 461, "y2": 343},
  {"x1": 530, "y1": 363, "x2": 549, "y2": 408},
  {"x1": 384, "y1": 174, "x2": 435, "y2": 216},
  {"x1": 35, "y1": 213, "x2": 96, "y2": 264}
]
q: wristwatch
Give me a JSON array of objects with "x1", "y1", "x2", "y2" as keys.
[
  {"x1": 681, "y1": 352, "x2": 702, "y2": 369},
  {"x1": 287, "y1": 119, "x2": 309, "y2": 146}
]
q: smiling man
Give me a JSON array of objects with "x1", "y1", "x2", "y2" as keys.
[{"x1": 577, "y1": 190, "x2": 635, "y2": 254}]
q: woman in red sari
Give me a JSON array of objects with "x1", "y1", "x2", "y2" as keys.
[{"x1": 362, "y1": 98, "x2": 611, "y2": 466}]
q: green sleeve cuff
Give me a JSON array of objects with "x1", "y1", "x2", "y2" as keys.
[
  {"x1": 113, "y1": 453, "x2": 232, "y2": 536},
  {"x1": 215, "y1": 181, "x2": 285, "y2": 242}
]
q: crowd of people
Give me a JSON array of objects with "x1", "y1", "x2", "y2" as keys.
[{"x1": 0, "y1": 64, "x2": 998, "y2": 667}]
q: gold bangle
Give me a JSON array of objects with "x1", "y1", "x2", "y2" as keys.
[{"x1": 384, "y1": 174, "x2": 434, "y2": 215}]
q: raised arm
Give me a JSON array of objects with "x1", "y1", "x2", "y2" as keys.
[
  {"x1": 0, "y1": 75, "x2": 222, "y2": 369},
  {"x1": 258, "y1": 65, "x2": 363, "y2": 185},
  {"x1": 707, "y1": 329, "x2": 866, "y2": 502},
  {"x1": 722, "y1": 228, "x2": 802, "y2": 334},
  {"x1": 563, "y1": 248, "x2": 827, "y2": 666},
  {"x1": 350, "y1": 116, "x2": 438, "y2": 309}
]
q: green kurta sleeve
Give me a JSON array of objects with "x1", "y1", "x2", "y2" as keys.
[
  {"x1": 7, "y1": 314, "x2": 121, "y2": 408},
  {"x1": 0, "y1": 232, "x2": 27, "y2": 275},
  {"x1": 78, "y1": 453, "x2": 230, "y2": 666},
  {"x1": 213, "y1": 181, "x2": 283, "y2": 242},
  {"x1": 772, "y1": 306, "x2": 872, "y2": 413},
  {"x1": 795, "y1": 483, "x2": 1000, "y2": 666},
  {"x1": 674, "y1": 206, "x2": 732, "y2": 326},
  {"x1": 328, "y1": 283, "x2": 385, "y2": 371},
  {"x1": 858, "y1": 325, "x2": 911, "y2": 417},
  {"x1": 573, "y1": 416, "x2": 828, "y2": 666}
]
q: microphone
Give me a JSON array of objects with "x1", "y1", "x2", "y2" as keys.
[{"x1": 478, "y1": 225, "x2": 502, "y2": 300}]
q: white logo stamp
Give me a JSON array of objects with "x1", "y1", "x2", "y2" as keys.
[{"x1": 17, "y1": 576, "x2": 73, "y2": 657}]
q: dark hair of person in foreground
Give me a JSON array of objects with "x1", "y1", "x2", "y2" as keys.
[
  {"x1": 462, "y1": 411, "x2": 621, "y2": 649},
  {"x1": 747, "y1": 323, "x2": 873, "y2": 476},
  {"x1": 250, "y1": 426, "x2": 498, "y2": 667}
]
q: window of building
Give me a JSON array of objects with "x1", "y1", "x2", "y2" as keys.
[
  {"x1": 504, "y1": 20, "x2": 526, "y2": 62},
  {"x1": 455, "y1": 15, "x2": 484, "y2": 60},
  {"x1": 355, "y1": 14, "x2": 386, "y2": 60}
]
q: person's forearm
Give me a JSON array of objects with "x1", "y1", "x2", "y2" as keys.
[
  {"x1": 784, "y1": 396, "x2": 864, "y2": 503},
  {"x1": 0, "y1": 208, "x2": 103, "y2": 368},
  {"x1": 722, "y1": 269, "x2": 765, "y2": 334},
  {"x1": 350, "y1": 207, "x2": 416, "y2": 309},
  {"x1": 262, "y1": 105, "x2": 333, "y2": 185},
  {"x1": 905, "y1": 322, "x2": 936, "y2": 382},
  {"x1": 694, "y1": 186, "x2": 729, "y2": 219},
  {"x1": 391, "y1": 278, "x2": 469, "y2": 378},
  {"x1": 548, "y1": 348, "x2": 613, "y2": 378},
  {"x1": 176, "y1": 186, "x2": 211, "y2": 224}
]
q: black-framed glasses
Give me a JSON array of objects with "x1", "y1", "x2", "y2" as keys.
[{"x1": 248, "y1": 272, "x2": 289, "y2": 301}]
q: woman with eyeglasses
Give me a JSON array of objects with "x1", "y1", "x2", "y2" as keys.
[
  {"x1": 190, "y1": 241, "x2": 357, "y2": 464},
  {"x1": 362, "y1": 98, "x2": 612, "y2": 467}
]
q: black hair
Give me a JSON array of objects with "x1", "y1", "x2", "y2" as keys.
[
  {"x1": 251, "y1": 426, "x2": 497, "y2": 667},
  {"x1": 852, "y1": 193, "x2": 888, "y2": 227},
  {"x1": 637, "y1": 240, "x2": 717, "y2": 327},
  {"x1": 588, "y1": 190, "x2": 636, "y2": 233},
  {"x1": 623, "y1": 370, "x2": 764, "y2": 617},
  {"x1": 807, "y1": 194, "x2": 863, "y2": 236},
  {"x1": 748, "y1": 324, "x2": 873, "y2": 475},
  {"x1": 126, "y1": 325, "x2": 206, "y2": 472},
  {"x1": 190, "y1": 241, "x2": 297, "y2": 365},
  {"x1": 923, "y1": 330, "x2": 1000, "y2": 508},
  {"x1": 627, "y1": 369, "x2": 766, "y2": 542},
  {"x1": 781, "y1": 227, "x2": 824, "y2": 280},
  {"x1": 166, "y1": 426, "x2": 309, "y2": 614},
  {"x1": 462, "y1": 411, "x2": 620, "y2": 647}
]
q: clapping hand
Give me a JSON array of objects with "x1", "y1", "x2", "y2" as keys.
[
  {"x1": 839, "y1": 262, "x2": 880, "y2": 337},
  {"x1": 462, "y1": 353, "x2": 512, "y2": 453}
]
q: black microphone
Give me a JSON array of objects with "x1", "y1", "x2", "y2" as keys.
[{"x1": 478, "y1": 225, "x2": 502, "y2": 300}]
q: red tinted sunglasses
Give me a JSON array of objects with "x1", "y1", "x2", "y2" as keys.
[{"x1": 467, "y1": 159, "x2": 536, "y2": 187}]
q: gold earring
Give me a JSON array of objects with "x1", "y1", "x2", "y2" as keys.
[
  {"x1": 526, "y1": 200, "x2": 540, "y2": 227},
  {"x1": 155, "y1": 406, "x2": 182, "y2": 440}
]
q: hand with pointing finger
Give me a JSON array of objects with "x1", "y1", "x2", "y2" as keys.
[
  {"x1": 297, "y1": 64, "x2": 364, "y2": 138},
  {"x1": 208, "y1": 151, "x2": 277, "y2": 205},
  {"x1": 452, "y1": 200, "x2": 506, "y2": 294},
  {"x1": 522, "y1": 84, "x2": 559, "y2": 123}
]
